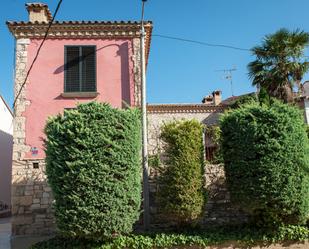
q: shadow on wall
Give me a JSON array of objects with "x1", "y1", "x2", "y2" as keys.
[
  {"x1": 202, "y1": 112, "x2": 222, "y2": 126},
  {"x1": 53, "y1": 43, "x2": 131, "y2": 107},
  {"x1": 0, "y1": 130, "x2": 13, "y2": 211}
]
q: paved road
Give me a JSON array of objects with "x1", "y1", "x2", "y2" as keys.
[
  {"x1": 0, "y1": 218, "x2": 51, "y2": 249},
  {"x1": 0, "y1": 217, "x2": 11, "y2": 249}
]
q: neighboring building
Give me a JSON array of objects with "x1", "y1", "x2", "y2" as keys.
[
  {"x1": 302, "y1": 81, "x2": 309, "y2": 124},
  {"x1": 147, "y1": 91, "x2": 248, "y2": 228},
  {"x1": 295, "y1": 81, "x2": 309, "y2": 124},
  {"x1": 7, "y1": 2, "x2": 152, "y2": 235},
  {"x1": 147, "y1": 90, "x2": 225, "y2": 159},
  {"x1": 0, "y1": 95, "x2": 13, "y2": 215}
]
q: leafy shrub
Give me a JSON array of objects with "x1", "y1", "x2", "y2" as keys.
[
  {"x1": 258, "y1": 87, "x2": 271, "y2": 106},
  {"x1": 220, "y1": 101, "x2": 309, "y2": 226},
  {"x1": 157, "y1": 119, "x2": 205, "y2": 226},
  {"x1": 31, "y1": 225, "x2": 309, "y2": 249},
  {"x1": 229, "y1": 93, "x2": 258, "y2": 109},
  {"x1": 44, "y1": 102, "x2": 142, "y2": 239}
]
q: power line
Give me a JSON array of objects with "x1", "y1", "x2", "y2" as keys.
[
  {"x1": 13, "y1": 0, "x2": 64, "y2": 111},
  {"x1": 153, "y1": 34, "x2": 251, "y2": 51},
  {"x1": 153, "y1": 34, "x2": 309, "y2": 57}
]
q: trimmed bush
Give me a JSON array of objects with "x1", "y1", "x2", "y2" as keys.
[
  {"x1": 44, "y1": 102, "x2": 142, "y2": 239},
  {"x1": 157, "y1": 119, "x2": 205, "y2": 226},
  {"x1": 220, "y1": 101, "x2": 309, "y2": 226}
]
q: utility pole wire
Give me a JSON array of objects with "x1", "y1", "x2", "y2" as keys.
[
  {"x1": 153, "y1": 34, "x2": 251, "y2": 51},
  {"x1": 153, "y1": 34, "x2": 309, "y2": 57},
  {"x1": 13, "y1": 0, "x2": 64, "y2": 111}
]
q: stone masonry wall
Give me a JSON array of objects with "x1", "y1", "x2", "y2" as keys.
[
  {"x1": 12, "y1": 38, "x2": 56, "y2": 235},
  {"x1": 147, "y1": 110, "x2": 248, "y2": 228},
  {"x1": 132, "y1": 38, "x2": 142, "y2": 107}
]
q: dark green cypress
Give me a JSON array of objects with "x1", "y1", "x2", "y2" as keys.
[
  {"x1": 158, "y1": 119, "x2": 206, "y2": 226},
  {"x1": 44, "y1": 102, "x2": 141, "y2": 239},
  {"x1": 220, "y1": 101, "x2": 309, "y2": 226}
]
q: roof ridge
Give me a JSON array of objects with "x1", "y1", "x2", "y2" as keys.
[{"x1": 6, "y1": 20, "x2": 153, "y2": 25}]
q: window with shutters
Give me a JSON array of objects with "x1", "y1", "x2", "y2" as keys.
[{"x1": 64, "y1": 46, "x2": 96, "y2": 93}]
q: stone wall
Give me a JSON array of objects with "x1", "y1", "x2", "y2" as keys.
[
  {"x1": 147, "y1": 107, "x2": 248, "y2": 228},
  {"x1": 147, "y1": 110, "x2": 221, "y2": 155},
  {"x1": 12, "y1": 38, "x2": 56, "y2": 235},
  {"x1": 11, "y1": 160, "x2": 55, "y2": 235},
  {"x1": 132, "y1": 38, "x2": 142, "y2": 107}
]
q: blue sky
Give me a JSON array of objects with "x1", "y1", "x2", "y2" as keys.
[{"x1": 1, "y1": 0, "x2": 309, "y2": 107}]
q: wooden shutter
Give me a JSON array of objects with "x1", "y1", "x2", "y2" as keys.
[
  {"x1": 81, "y1": 46, "x2": 96, "y2": 92},
  {"x1": 64, "y1": 46, "x2": 96, "y2": 92},
  {"x1": 65, "y1": 46, "x2": 80, "y2": 92}
]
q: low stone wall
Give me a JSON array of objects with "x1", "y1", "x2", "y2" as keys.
[
  {"x1": 148, "y1": 163, "x2": 248, "y2": 229},
  {"x1": 11, "y1": 159, "x2": 55, "y2": 235},
  {"x1": 147, "y1": 107, "x2": 248, "y2": 228},
  {"x1": 203, "y1": 164, "x2": 248, "y2": 227}
]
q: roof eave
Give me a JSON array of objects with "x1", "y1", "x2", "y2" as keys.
[{"x1": 6, "y1": 20, "x2": 153, "y2": 64}]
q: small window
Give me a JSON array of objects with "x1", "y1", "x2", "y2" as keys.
[
  {"x1": 64, "y1": 46, "x2": 96, "y2": 93},
  {"x1": 205, "y1": 146, "x2": 218, "y2": 162},
  {"x1": 33, "y1": 162, "x2": 39, "y2": 169}
]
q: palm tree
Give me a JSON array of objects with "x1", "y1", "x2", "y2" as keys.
[{"x1": 248, "y1": 28, "x2": 309, "y2": 103}]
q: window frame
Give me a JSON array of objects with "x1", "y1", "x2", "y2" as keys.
[{"x1": 64, "y1": 45, "x2": 97, "y2": 93}]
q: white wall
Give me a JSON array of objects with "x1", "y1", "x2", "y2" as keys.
[
  {"x1": 0, "y1": 96, "x2": 13, "y2": 208},
  {"x1": 305, "y1": 100, "x2": 309, "y2": 125}
]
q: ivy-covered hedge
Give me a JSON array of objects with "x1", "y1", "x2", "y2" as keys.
[
  {"x1": 31, "y1": 225, "x2": 309, "y2": 249},
  {"x1": 44, "y1": 102, "x2": 142, "y2": 239},
  {"x1": 157, "y1": 119, "x2": 205, "y2": 226},
  {"x1": 220, "y1": 101, "x2": 309, "y2": 226}
]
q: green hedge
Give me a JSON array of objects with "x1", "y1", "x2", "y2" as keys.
[
  {"x1": 157, "y1": 119, "x2": 205, "y2": 226},
  {"x1": 44, "y1": 102, "x2": 142, "y2": 239},
  {"x1": 220, "y1": 101, "x2": 309, "y2": 226},
  {"x1": 31, "y1": 225, "x2": 309, "y2": 249}
]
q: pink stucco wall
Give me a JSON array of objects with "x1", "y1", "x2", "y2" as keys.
[{"x1": 23, "y1": 38, "x2": 135, "y2": 158}]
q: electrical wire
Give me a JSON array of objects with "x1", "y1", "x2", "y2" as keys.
[
  {"x1": 153, "y1": 34, "x2": 309, "y2": 58},
  {"x1": 13, "y1": 0, "x2": 63, "y2": 111},
  {"x1": 152, "y1": 34, "x2": 251, "y2": 51}
]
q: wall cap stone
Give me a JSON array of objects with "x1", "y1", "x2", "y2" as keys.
[{"x1": 147, "y1": 104, "x2": 226, "y2": 114}]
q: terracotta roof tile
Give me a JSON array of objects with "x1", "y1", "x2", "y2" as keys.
[
  {"x1": 6, "y1": 20, "x2": 152, "y2": 25},
  {"x1": 147, "y1": 103, "x2": 225, "y2": 114}
]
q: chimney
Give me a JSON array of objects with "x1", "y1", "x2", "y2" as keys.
[
  {"x1": 212, "y1": 90, "x2": 222, "y2": 105},
  {"x1": 202, "y1": 95, "x2": 214, "y2": 104},
  {"x1": 26, "y1": 3, "x2": 52, "y2": 23}
]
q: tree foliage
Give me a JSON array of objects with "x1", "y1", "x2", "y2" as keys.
[
  {"x1": 44, "y1": 102, "x2": 142, "y2": 239},
  {"x1": 229, "y1": 93, "x2": 258, "y2": 109},
  {"x1": 157, "y1": 119, "x2": 206, "y2": 226},
  {"x1": 248, "y1": 29, "x2": 309, "y2": 102},
  {"x1": 220, "y1": 101, "x2": 309, "y2": 226}
]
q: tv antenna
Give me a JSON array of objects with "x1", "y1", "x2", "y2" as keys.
[{"x1": 215, "y1": 66, "x2": 237, "y2": 96}]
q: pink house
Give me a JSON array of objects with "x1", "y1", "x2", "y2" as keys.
[{"x1": 7, "y1": 2, "x2": 152, "y2": 235}]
